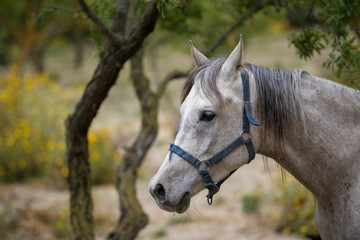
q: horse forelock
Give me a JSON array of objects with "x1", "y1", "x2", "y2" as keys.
[
  {"x1": 248, "y1": 64, "x2": 305, "y2": 144},
  {"x1": 181, "y1": 57, "x2": 227, "y2": 107}
]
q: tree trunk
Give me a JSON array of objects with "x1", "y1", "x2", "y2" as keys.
[
  {"x1": 65, "y1": 1, "x2": 158, "y2": 239},
  {"x1": 107, "y1": 48, "x2": 158, "y2": 240},
  {"x1": 65, "y1": 45, "x2": 122, "y2": 240},
  {"x1": 30, "y1": 43, "x2": 46, "y2": 73}
]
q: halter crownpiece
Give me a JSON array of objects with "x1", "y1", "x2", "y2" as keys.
[{"x1": 168, "y1": 68, "x2": 261, "y2": 205}]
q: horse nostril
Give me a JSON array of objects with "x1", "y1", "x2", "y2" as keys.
[{"x1": 154, "y1": 183, "x2": 166, "y2": 202}]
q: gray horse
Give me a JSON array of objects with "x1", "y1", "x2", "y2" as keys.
[{"x1": 149, "y1": 35, "x2": 360, "y2": 239}]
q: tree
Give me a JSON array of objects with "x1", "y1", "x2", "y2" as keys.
[
  {"x1": 0, "y1": 0, "x2": 82, "y2": 72},
  {"x1": 288, "y1": 0, "x2": 360, "y2": 87},
  {"x1": 65, "y1": 0, "x2": 158, "y2": 239}
]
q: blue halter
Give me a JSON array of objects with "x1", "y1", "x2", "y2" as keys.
[{"x1": 168, "y1": 68, "x2": 261, "y2": 205}]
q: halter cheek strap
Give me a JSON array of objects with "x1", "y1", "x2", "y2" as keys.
[
  {"x1": 168, "y1": 68, "x2": 261, "y2": 205},
  {"x1": 169, "y1": 133, "x2": 255, "y2": 204}
]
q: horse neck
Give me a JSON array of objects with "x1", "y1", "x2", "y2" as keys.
[{"x1": 257, "y1": 72, "x2": 360, "y2": 199}]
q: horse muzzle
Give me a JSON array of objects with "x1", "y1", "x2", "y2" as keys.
[{"x1": 149, "y1": 181, "x2": 191, "y2": 214}]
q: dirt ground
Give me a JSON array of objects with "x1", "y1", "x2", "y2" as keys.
[{"x1": 0, "y1": 156, "x2": 307, "y2": 240}]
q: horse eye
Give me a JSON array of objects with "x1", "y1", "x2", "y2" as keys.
[{"x1": 200, "y1": 111, "x2": 216, "y2": 121}]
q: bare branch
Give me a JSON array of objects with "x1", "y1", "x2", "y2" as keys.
[
  {"x1": 157, "y1": 70, "x2": 189, "y2": 98},
  {"x1": 77, "y1": 0, "x2": 121, "y2": 44}
]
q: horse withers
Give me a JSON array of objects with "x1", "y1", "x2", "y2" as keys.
[{"x1": 149, "y1": 35, "x2": 360, "y2": 239}]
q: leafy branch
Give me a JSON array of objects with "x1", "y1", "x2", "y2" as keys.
[{"x1": 289, "y1": 0, "x2": 360, "y2": 82}]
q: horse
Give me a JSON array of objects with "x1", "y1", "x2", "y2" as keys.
[{"x1": 148, "y1": 35, "x2": 360, "y2": 239}]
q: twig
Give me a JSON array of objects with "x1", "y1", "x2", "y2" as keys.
[{"x1": 77, "y1": 0, "x2": 121, "y2": 45}]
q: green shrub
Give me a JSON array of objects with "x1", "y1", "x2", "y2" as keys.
[
  {"x1": 241, "y1": 188, "x2": 261, "y2": 213},
  {"x1": 151, "y1": 228, "x2": 167, "y2": 238},
  {"x1": 168, "y1": 215, "x2": 192, "y2": 225}
]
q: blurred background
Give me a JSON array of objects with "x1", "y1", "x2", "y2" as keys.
[{"x1": 0, "y1": 0, "x2": 359, "y2": 239}]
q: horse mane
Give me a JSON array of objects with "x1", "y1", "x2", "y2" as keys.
[
  {"x1": 248, "y1": 64, "x2": 305, "y2": 143},
  {"x1": 181, "y1": 59, "x2": 305, "y2": 144}
]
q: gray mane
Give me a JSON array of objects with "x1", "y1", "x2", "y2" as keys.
[
  {"x1": 248, "y1": 64, "x2": 305, "y2": 143},
  {"x1": 181, "y1": 59, "x2": 305, "y2": 144}
]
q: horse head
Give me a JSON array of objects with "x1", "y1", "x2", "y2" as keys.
[{"x1": 149, "y1": 35, "x2": 261, "y2": 213}]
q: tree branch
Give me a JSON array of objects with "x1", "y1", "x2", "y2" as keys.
[
  {"x1": 156, "y1": 70, "x2": 188, "y2": 98},
  {"x1": 78, "y1": 0, "x2": 121, "y2": 44},
  {"x1": 51, "y1": 5, "x2": 81, "y2": 13},
  {"x1": 155, "y1": 2, "x2": 269, "y2": 98},
  {"x1": 126, "y1": 0, "x2": 159, "y2": 47},
  {"x1": 111, "y1": 0, "x2": 131, "y2": 36},
  {"x1": 205, "y1": 2, "x2": 267, "y2": 56},
  {"x1": 349, "y1": 22, "x2": 360, "y2": 40}
]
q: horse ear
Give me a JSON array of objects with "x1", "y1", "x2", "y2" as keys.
[
  {"x1": 189, "y1": 40, "x2": 209, "y2": 67},
  {"x1": 222, "y1": 34, "x2": 244, "y2": 74}
]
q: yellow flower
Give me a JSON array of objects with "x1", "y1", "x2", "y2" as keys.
[
  {"x1": 88, "y1": 133, "x2": 97, "y2": 144},
  {"x1": 101, "y1": 127, "x2": 111, "y2": 137},
  {"x1": 55, "y1": 157, "x2": 63, "y2": 167},
  {"x1": 58, "y1": 210, "x2": 67, "y2": 220},
  {"x1": 23, "y1": 141, "x2": 32, "y2": 153},
  {"x1": 288, "y1": 212, "x2": 296, "y2": 221},
  {"x1": 61, "y1": 167, "x2": 69, "y2": 178},
  {"x1": 113, "y1": 153, "x2": 122, "y2": 164},
  {"x1": 91, "y1": 151, "x2": 100, "y2": 162},
  {"x1": 56, "y1": 220, "x2": 64, "y2": 230},
  {"x1": 293, "y1": 196, "x2": 300, "y2": 206},
  {"x1": 300, "y1": 225, "x2": 308, "y2": 233},
  {"x1": 57, "y1": 141, "x2": 66, "y2": 151},
  {"x1": 283, "y1": 227, "x2": 292, "y2": 235},
  {"x1": 252, "y1": 188, "x2": 261, "y2": 197},
  {"x1": 0, "y1": 166, "x2": 5, "y2": 176},
  {"x1": 46, "y1": 140, "x2": 55, "y2": 150},
  {"x1": 18, "y1": 160, "x2": 27, "y2": 169},
  {"x1": 6, "y1": 136, "x2": 15, "y2": 147}
]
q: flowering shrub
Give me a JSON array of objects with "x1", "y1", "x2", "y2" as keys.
[
  {"x1": 271, "y1": 173, "x2": 318, "y2": 237},
  {"x1": 241, "y1": 171, "x2": 319, "y2": 238},
  {"x1": 0, "y1": 66, "x2": 119, "y2": 184}
]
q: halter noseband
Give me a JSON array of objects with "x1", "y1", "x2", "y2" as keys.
[{"x1": 168, "y1": 68, "x2": 261, "y2": 205}]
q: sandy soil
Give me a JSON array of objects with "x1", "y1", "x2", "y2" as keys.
[{"x1": 0, "y1": 156, "x2": 307, "y2": 240}]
